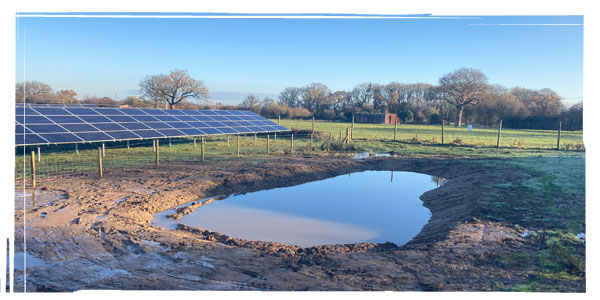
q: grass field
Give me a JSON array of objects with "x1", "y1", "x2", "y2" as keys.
[
  {"x1": 279, "y1": 119, "x2": 584, "y2": 150},
  {"x1": 15, "y1": 119, "x2": 584, "y2": 180}
]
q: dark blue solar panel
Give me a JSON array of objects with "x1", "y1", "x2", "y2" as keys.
[
  {"x1": 141, "y1": 108, "x2": 168, "y2": 115},
  {"x1": 132, "y1": 130, "x2": 164, "y2": 138},
  {"x1": 131, "y1": 115, "x2": 159, "y2": 122},
  {"x1": 164, "y1": 110, "x2": 187, "y2": 116},
  {"x1": 119, "y1": 123, "x2": 150, "y2": 130},
  {"x1": 121, "y1": 108, "x2": 148, "y2": 115},
  {"x1": 187, "y1": 121, "x2": 209, "y2": 128},
  {"x1": 200, "y1": 128, "x2": 223, "y2": 134},
  {"x1": 16, "y1": 134, "x2": 47, "y2": 145},
  {"x1": 62, "y1": 123, "x2": 98, "y2": 132},
  {"x1": 31, "y1": 108, "x2": 70, "y2": 115},
  {"x1": 107, "y1": 116, "x2": 137, "y2": 122},
  {"x1": 235, "y1": 127, "x2": 254, "y2": 133},
  {"x1": 74, "y1": 132, "x2": 114, "y2": 142},
  {"x1": 15, "y1": 107, "x2": 39, "y2": 115},
  {"x1": 201, "y1": 111, "x2": 218, "y2": 115},
  {"x1": 105, "y1": 131, "x2": 140, "y2": 139},
  {"x1": 65, "y1": 108, "x2": 100, "y2": 115},
  {"x1": 97, "y1": 108, "x2": 125, "y2": 115},
  {"x1": 80, "y1": 115, "x2": 112, "y2": 123},
  {"x1": 246, "y1": 126, "x2": 264, "y2": 132},
  {"x1": 210, "y1": 116, "x2": 229, "y2": 121},
  {"x1": 222, "y1": 121, "x2": 240, "y2": 127},
  {"x1": 15, "y1": 124, "x2": 32, "y2": 134},
  {"x1": 46, "y1": 115, "x2": 85, "y2": 123},
  {"x1": 23, "y1": 116, "x2": 53, "y2": 124},
  {"x1": 191, "y1": 115, "x2": 215, "y2": 121},
  {"x1": 156, "y1": 129, "x2": 186, "y2": 137},
  {"x1": 154, "y1": 115, "x2": 178, "y2": 121},
  {"x1": 217, "y1": 127, "x2": 238, "y2": 134},
  {"x1": 228, "y1": 116, "x2": 244, "y2": 121},
  {"x1": 144, "y1": 122, "x2": 172, "y2": 129},
  {"x1": 92, "y1": 123, "x2": 127, "y2": 131},
  {"x1": 39, "y1": 133, "x2": 83, "y2": 143},
  {"x1": 25, "y1": 124, "x2": 67, "y2": 133},
  {"x1": 165, "y1": 122, "x2": 191, "y2": 129},
  {"x1": 179, "y1": 128, "x2": 204, "y2": 135},
  {"x1": 173, "y1": 115, "x2": 196, "y2": 121}
]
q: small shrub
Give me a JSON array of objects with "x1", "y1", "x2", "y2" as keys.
[
  {"x1": 431, "y1": 136, "x2": 438, "y2": 144},
  {"x1": 517, "y1": 140, "x2": 526, "y2": 148},
  {"x1": 409, "y1": 135, "x2": 421, "y2": 143},
  {"x1": 452, "y1": 137, "x2": 464, "y2": 145}
]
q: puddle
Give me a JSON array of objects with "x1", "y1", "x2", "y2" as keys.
[
  {"x1": 14, "y1": 189, "x2": 67, "y2": 210},
  {"x1": 13, "y1": 252, "x2": 48, "y2": 271},
  {"x1": 153, "y1": 171, "x2": 441, "y2": 247},
  {"x1": 353, "y1": 152, "x2": 392, "y2": 159}
]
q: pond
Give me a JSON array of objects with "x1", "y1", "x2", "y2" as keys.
[{"x1": 152, "y1": 171, "x2": 444, "y2": 247}]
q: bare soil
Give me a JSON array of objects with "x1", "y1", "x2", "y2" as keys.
[{"x1": 13, "y1": 155, "x2": 585, "y2": 291}]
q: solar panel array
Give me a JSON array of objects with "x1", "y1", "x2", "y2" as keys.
[
  {"x1": 16, "y1": 103, "x2": 98, "y2": 108},
  {"x1": 16, "y1": 106, "x2": 289, "y2": 146}
]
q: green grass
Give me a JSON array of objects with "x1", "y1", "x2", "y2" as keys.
[{"x1": 278, "y1": 119, "x2": 584, "y2": 150}]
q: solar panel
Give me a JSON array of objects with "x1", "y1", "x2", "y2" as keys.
[
  {"x1": 15, "y1": 106, "x2": 289, "y2": 146},
  {"x1": 16, "y1": 103, "x2": 98, "y2": 108}
]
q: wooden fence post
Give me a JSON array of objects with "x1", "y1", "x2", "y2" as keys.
[
  {"x1": 37, "y1": 146, "x2": 40, "y2": 162},
  {"x1": 351, "y1": 115, "x2": 354, "y2": 139},
  {"x1": 30, "y1": 151, "x2": 36, "y2": 188},
  {"x1": 496, "y1": 120, "x2": 503, "y2": 148},
  {"x1": 193, "y1": 137, "x2": 197, "y2": 149},
  {"x1": 557, "y1": 121, "x2": 562, "y2": 150},
  {"x1": 227, "y1": 135, "x2": 230, "y2": 146},
  {"x1": 278, "y1": 115, "x2": 281, "y2": 125},
  {"x1": 312, "y1": 117, "x2": 315, "y2": 132},
  {"x1": 441, "y1": 120, "x2": 445, "y2": 145},
  {"x1": 310, "y1": 132, "x2": 313, "y2": 150},
  {"x1": 290, "y1": 134, "x2": 294, "y2": 154},
  {"x1": 339, "y1": 131, "x2": 342, "y2": 142},
  {"x1": 155, "y1": 139, "x2": 159, "y2": 167},
  {"x1": 266, "y1": 134, "x2": 270, "y2": 154},
  {"x1": 98, "y1": 147, "x2": 103, "y2": 178},
  {"x1": 31, "y1": 150, "x2": 37, "y2": 207},
  {"x1": 201, "y1": 136, "x2": 205, "y2": 161},
  {"x1": 394, "y1": 120, "x2": 398, "y2": 141},
  {"x1": 237, "y1": 135, "x2": 240, "y2": 157}
]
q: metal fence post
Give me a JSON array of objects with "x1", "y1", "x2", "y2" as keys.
[{"x1": 496, "y1": 120, "x2": 503, "y2": 148}]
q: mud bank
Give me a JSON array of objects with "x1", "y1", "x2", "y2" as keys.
[{"x1": 13, "y1": 156, "x2": 585, "y2": 291}]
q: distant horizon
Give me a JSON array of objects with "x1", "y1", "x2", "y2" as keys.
[{"x1": 16, "y1": 13, "x2": 583, "y2": 106}]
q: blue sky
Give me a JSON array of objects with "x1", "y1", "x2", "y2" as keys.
[{"x1": 15, "y1": 13, "x2": 583, "y2": 105}]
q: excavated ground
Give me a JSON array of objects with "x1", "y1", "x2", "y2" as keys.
[{"x1": 12, "y1": 155, "x2": 584, "y2": 291}]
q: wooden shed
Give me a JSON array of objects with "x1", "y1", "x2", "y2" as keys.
[{"x1": 353, "y1": 113, "x2": 399, "y2": 124}]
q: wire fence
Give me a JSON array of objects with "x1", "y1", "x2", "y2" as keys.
[{"x1": 14, "y1": 119, "x2": 585, "y2": 187}]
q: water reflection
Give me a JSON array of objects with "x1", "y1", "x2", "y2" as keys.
[
  {"x1": 154, "y1": 171, "x2": 442, "y2": 247},
  {"x1": 431, "y1": 176, "x2": 447, "y2": 187}
]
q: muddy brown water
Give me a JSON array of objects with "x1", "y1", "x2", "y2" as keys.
[{"x1": 152, "y1": 171, "x2": 442, "y2": 247}]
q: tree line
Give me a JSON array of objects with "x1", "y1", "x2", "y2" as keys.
[{"x1": 16, "y1": 68, "x2": 582, "y2": 129}]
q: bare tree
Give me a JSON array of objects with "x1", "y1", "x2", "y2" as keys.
[
  {"x1": 278, "y1": 87, "x2": 302, "y2": 107},
  {"x1": 301, "y1": 83, "x2": 331, "y2": 112},
  {"x1": 436, "y1": 68, "x2": 490, "y2": 127},
  {"x1": 241, "y1": 94, "x2": 262, "y2": 113},
  {"x1": 15, "y1": 81, "x2": 53, "y2": 102},
  {"x1": 139, "y1": 69, "x2": 209, "y2": 109}
]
